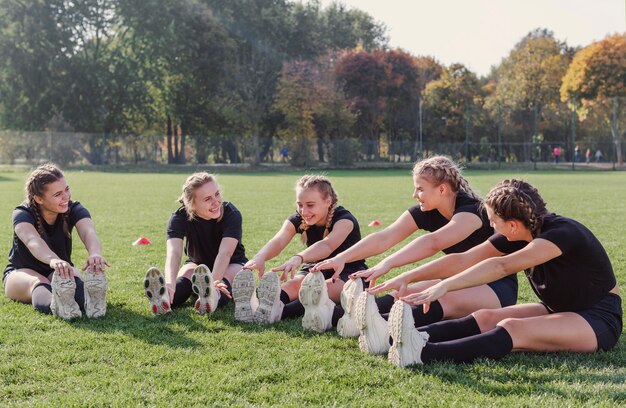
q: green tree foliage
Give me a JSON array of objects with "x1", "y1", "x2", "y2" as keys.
[{"x1": 561, "y1": 34, "x2": 626, "y2": 165}]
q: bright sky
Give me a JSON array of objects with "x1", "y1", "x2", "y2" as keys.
[{"x1": 316, "y1": 0, "x2": 625, "y2": 77}]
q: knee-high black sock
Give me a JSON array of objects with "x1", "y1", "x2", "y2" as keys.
[
  {"x1": 421, "y1": 315, "x2": 481, "y2": 343},
  {"x1": 217, "y1": 278, "x2": 232, "y2": 308},
  {"x1": 280, "y1": 290, "x2": 291, "y2": 304},
  {"x1": 172, "y1": 276, "x2": 193, "y2": 307},
  {"x1": 32, "y1": 283, "x2": 52, "y2": 314},
  {"x1": 331, "y1": 305, "x2": 344, "y2": 327},
  {"x1": 375, "y1": 295, "x2": 395, "y2": 314},
  {"x1": 74, "y1": 276, "x2": 85, "y2": 312},
  {"x1": 281, "y1": 299, "x2": 305, "y2": 319},
  {"x1": 411, "y1": 301, "x2": 444, "y2": 328},
  {"x1": 421, "y1": 326, "x2": 513, "y2": 364}
]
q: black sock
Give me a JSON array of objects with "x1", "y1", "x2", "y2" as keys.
[
  {"x1": 74, "y1": 276, "x2": 85, "y2": 312},
  {"x1": 421, "y1": 315, "x2": 481, "y2": 343},
  {"x1": 375, "y1": 295, "x2": 395, "y2": 314},
  {"x1": 331, "y1": 305, "x2": 344, "y2": 327},
  {"x1": 421, "y1": 326, "x2": 513, "y2": 364},
  {"x1": 31, "y1": 283, "x2": 52, "y2": 314},
  {"x1": 217, "y1": 278, "x2": 232, "y2": 308},
  {"x1": 172, "y1": 276, "x2": 193, "y2": 307},
  {"x1": 280, "y1": 290, "x2": 291, "y2": 304},
  {"x1": 281, "y1": 299, "x2": 305, "y2": 319},
  {"x1": 411, "y1": 300, "x2": 444, "y2": 328}
]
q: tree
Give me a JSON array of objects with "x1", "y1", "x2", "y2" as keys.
[{"x1": 561, "y1": 34, "x2": 626, "y2": 165}]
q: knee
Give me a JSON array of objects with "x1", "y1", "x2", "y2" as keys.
[
  {"x1": 472, "y1": 308, "x2": 503, "y2": 329},
  {"x1": 496, "y1": 317, "x2": 523, "y2": 335}
]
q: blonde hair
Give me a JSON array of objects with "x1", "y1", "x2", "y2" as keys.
[
  {"x1": 412, "y1": 155, "x2": 481, "y2": 201},
  {"x1": 484, "y1": 179, "x2": 549, "y2": 237},
  {"x1": 296, "y1": 174, "x2": 338, "y2": 244},
  {"x1": 178, "y1": 172, "x2": 222, "y2": 221},
  {"x1": 24, "y1": 163, "x2": 70, "y2": 238}
]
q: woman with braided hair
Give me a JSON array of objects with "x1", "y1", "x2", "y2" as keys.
[
  {"x1": 384, "y1": 179, "x2": 621, "y2": 367},
  {"x1": 3, "y1": 163, "x2": 109, "y2": 320},
  {"x1": 312, "y1": 156, "x2": 515, "y2": 355},
  {"x1": 235, "y1": 174, "x2": 367, "y2": 333}
]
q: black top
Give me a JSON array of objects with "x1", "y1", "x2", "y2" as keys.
[
  {"x1": 7, "y1": 201, "x2": 90, "y2": 275},
  {"x1": 288, "y1": 206, "x2": 367, "y2": 273},
  {"x1": 489, "y1": 214, "x2": 616, "y2": 312},
  {"x1": 166, "y1": 201, "x2": 247, "y2": 270},
  {"x1": 408, "y1": 191, "x2": 494, "y2": 254}
]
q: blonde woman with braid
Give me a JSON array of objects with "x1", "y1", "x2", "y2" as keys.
[
  {"x1": 382, "y1": 179, "x2": 621, "y2": 367},
  {"x1": 3, "y1": 164, "x2": 109, "y2": 320},
  {"x1": 234, "y1": 174, "x2": 367, "y2": 333},
  {"x1": 312, "y1": 156, "x2": 514, "y2": 354}
]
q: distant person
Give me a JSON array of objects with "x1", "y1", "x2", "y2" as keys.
[
  {"x1": 144, "y1": 172, "x2": 246, "y2": 316},
  {"x1": 574, "y1": 145, "x2": 580, "y2": 163},
  {"x1": 553, "y1": 146, "x2": 560, "y2": 164},
  {"x1": 586, "y1": 148, "x2": 591, "y2": 164},
  {"x1": 4, "y1": 163, "x2": 109, "y2": 320},
  {"x1": 595, "y1": 149, "x2": 603, "y2": 163},
  {"x1": 386, "y1": 179, "x2": 621, "y2": 367},
  {"x1": 280, "y1": 146, "x2": 289, "y2": 162}
]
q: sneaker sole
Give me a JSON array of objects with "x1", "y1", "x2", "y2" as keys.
[
  {"x1": 50, "y1": 273, "x2": 82, "y2": 320},
  {"x1": 255, "y1": 273, "x2": 282, "y2": 324},
  {"x1": 191, "y1": 264, "x2": 217, "y2": 315},
  {"x1": 355, "y1": 293, "x2": 389, "y2": 354},
  {"x1": 300, "y1": 273, "x2": 332, "y2": 333},
  {"x1": 84, "y1": 269, "x2": 108, "y2": 318},
  {"x1": 144, "y1": 267, "x2": 172, "y2": 315},
  {"x1": 337, "y1": 278, "x2": 363, "y2": 338},
  {"x1": 388, "y1": 301, "x2": 428, "y2": 367},
  {"x1": 232, "y1": 269, "x2": 257, "y2": 322}
]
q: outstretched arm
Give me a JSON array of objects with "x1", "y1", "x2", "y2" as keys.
[
  {"x1": 244, "y1": 220, "x2": 296, "y2": 277},
  {"x1": 76, "y1": 218, "x2": 109, "y2": 273},
  {"x1": 15, "y1": 222, "x2": 75, "y2": 279}
]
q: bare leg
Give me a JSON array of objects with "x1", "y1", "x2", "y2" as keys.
[{"x1": 4, "y1": 269, "x2": 50, "y2": 303}]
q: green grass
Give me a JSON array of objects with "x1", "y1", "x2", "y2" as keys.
[{"x1": 0, "y1": 169, "x2": 625, "y2": 407}]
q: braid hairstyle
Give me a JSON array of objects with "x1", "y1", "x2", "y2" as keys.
[
  {"x1": 295, "y1": 174, "x2": 339, "y2": 245},
  {"x1": 178, "y1": 172, "x2": 223, "y2": 221},
  {"x1": 484, "y1": 179, "x2": 550, "y2": 237},
  {"x1": 412, "y1": 155, "x2": 481, "y2": 201},
  {"x1": 24, "y1": 163, "x2": 70, "y2": 238}
]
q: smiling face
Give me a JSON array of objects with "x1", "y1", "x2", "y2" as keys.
[
  {"x1": 412, "y1": 175, "x2": 444, "y2": 212},
  {"x1": 296, "y1": 186, "x2": 331, "y2": 227},
  {"x1": 190, "y1": 181, "x2": 222, "y2": 220},
  {"x1": 34, "y1": 177, "x2": 71, "y2": 216}
]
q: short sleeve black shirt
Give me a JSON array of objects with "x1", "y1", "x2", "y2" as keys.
[
  {"x1": 166, "y1": 201, "x2": 247, "y2": 269},
  {"x1": 288, "y1": 206, "x2": 367, "y2": 273},
  {"x1": 7, "y1": 201, "x2": 91, "y2": 275},
  {"x1": 407, "y1": 191, "x2": 494, "y2": 254},
  {"x1": 490, "y1": 215, "x2": 615, "y2": 312}
]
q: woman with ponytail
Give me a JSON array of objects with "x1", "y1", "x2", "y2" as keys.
[
  {"x1": 143, "y1": 172, "x2": 247, "y2": 316},
  {"x1": 313, "y1": 156, "x2": 514, "y2": 355},
  {"x1": 3, "y1": 163, "x2": 108, "y2": 319},
  {"x1": 236, "y1": 175, "x2": 367, "y2": 333},
  {"x1": 384, "y1": 179, "x2": 621, "y2": 367}
]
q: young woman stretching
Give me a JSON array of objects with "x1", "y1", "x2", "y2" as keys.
[
  {"x1": 385, "y1": 179, "x2": 621, "y2": 367},
  {"x1": 4, "y1": 163, "x2": 108, "y2": 320},
  {"x1": 313, "y1": 156, "x2": 515, "y2": 353},
  {"x1": 144, "y1": 173, "x2": 246, "y2": 315},
  {"x1": 233, "y1": 174, "x2": 367, "y2": 333}
]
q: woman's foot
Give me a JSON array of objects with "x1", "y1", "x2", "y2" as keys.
[
  {"x1": 144, "y1": 267, "x2": 172, "y2": 315},
  {"x1": 84, "y1": 269, "x2": 107, "y2": 318},
  {"x1": 254, "y1": 272, "x2": 283, "y2": 324},
  {"x1": 191, "y1": 264, "x2": 219, "y2": 315},
  {"x1": 50, "y1": 273, "x2": 82, "y2": 320},
  {"x1": 232, "y1": 269, "x2": 259, "y2": 322},
  {"x1": 388, "y1": 301, "x2": 429, "y2": 367},
  {"x1": 299, "y1": 273, "x2": 335, "y2": 333},
  {"x1": 337, "y1": 278, "x2": 364, "y2": 338},
  {"x1": 354, "y1": 292, "x2": 390, "y2": 354}
]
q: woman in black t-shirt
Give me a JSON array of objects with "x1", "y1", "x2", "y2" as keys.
[
  {"x1": 144, "y1": 172, "x2": 247, "y2": 316},
  {"x1": 235, "y1": 174, "x2": 367, "y2": 333},
  {"x1": 385, "y1": 179, "x2": 621, "y2": 367},
  {"x1": 3, "y1": 163, "x2": 109, "y2": 320}
]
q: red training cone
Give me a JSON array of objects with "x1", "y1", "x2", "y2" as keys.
[
  {"x1": 368, "y1": 220, "x2": 381, "y2": 227},
  {"x1": 133, "y1": 236, "x2": 152, "y2": 246}
]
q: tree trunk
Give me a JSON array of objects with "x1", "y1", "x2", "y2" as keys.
[
  {"x1": 167, "y1": 115, "x2": 173, "y2": 164},
  {"x1": 173, "y1": 125, "x2": 180, "y2": 164},
  {"x1": 179, "y1": 123, "x2": 186, "y2": 165},
  {"x1": 252, "y1": 122, "x2": 260, "y2": 165},
  {"x1": 611, "y1": 97, "x2": 623, "y2": 165}
]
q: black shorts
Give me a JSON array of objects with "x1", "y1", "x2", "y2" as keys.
[
  {"x1": 487, "y1": 275, "x2": 518, "y2": 307},
  {"x1": 576, "y1": 293, "x2": 623, "y2": 352}
]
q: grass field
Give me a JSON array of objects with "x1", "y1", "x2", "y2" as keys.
[{"x1": 0, "y1": 168, "x2": 625, "y2": 406}]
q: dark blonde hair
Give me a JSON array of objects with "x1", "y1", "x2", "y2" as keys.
[
  {"x1": 24, "y1": 163, "x2": 70, "y2": 238},
  {"x1": 296, "y1": 175, "x2": 338, "y2": 244},
  {"x1": 484, "y1": 179, "x2": 550, "y2": 237},
  {"x1": 413, "y1": 155, "x2": 480, "y2": 201},
  {"x1": 178, "y1": 172, "x2": 222, "y2": 221}
]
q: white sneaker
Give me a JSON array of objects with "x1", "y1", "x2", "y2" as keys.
[
  {"x1": 191, "y1": 264, "x2": 219, "y2": 315},
  {"x1": 144, "y1": 267, "x2": 172, "y2": 315},
  {"x1": 354, "y1": 292, "x2": 390, "y2": 354},
  {"x1": 232, "y1": 269, "x2": 259, "y2": 322},
  {"x1": 388, "y1": 301, "x2": 429, "y2": 367},
  {"x1": 254, "y1": 272, "x2": 284, "y2": 324},
  {"x1": 50, "y1": 273, "x2": 82, "y2": 320},
  {"x1": 84, "y1": 269, "x2": 108, "y2": 318},
  {"x1": 299, "y1": 272, "x2": 335, "y2": 333},
  {"x1": 337, "y1": 278, "x2": 364, "y2": 338}
]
